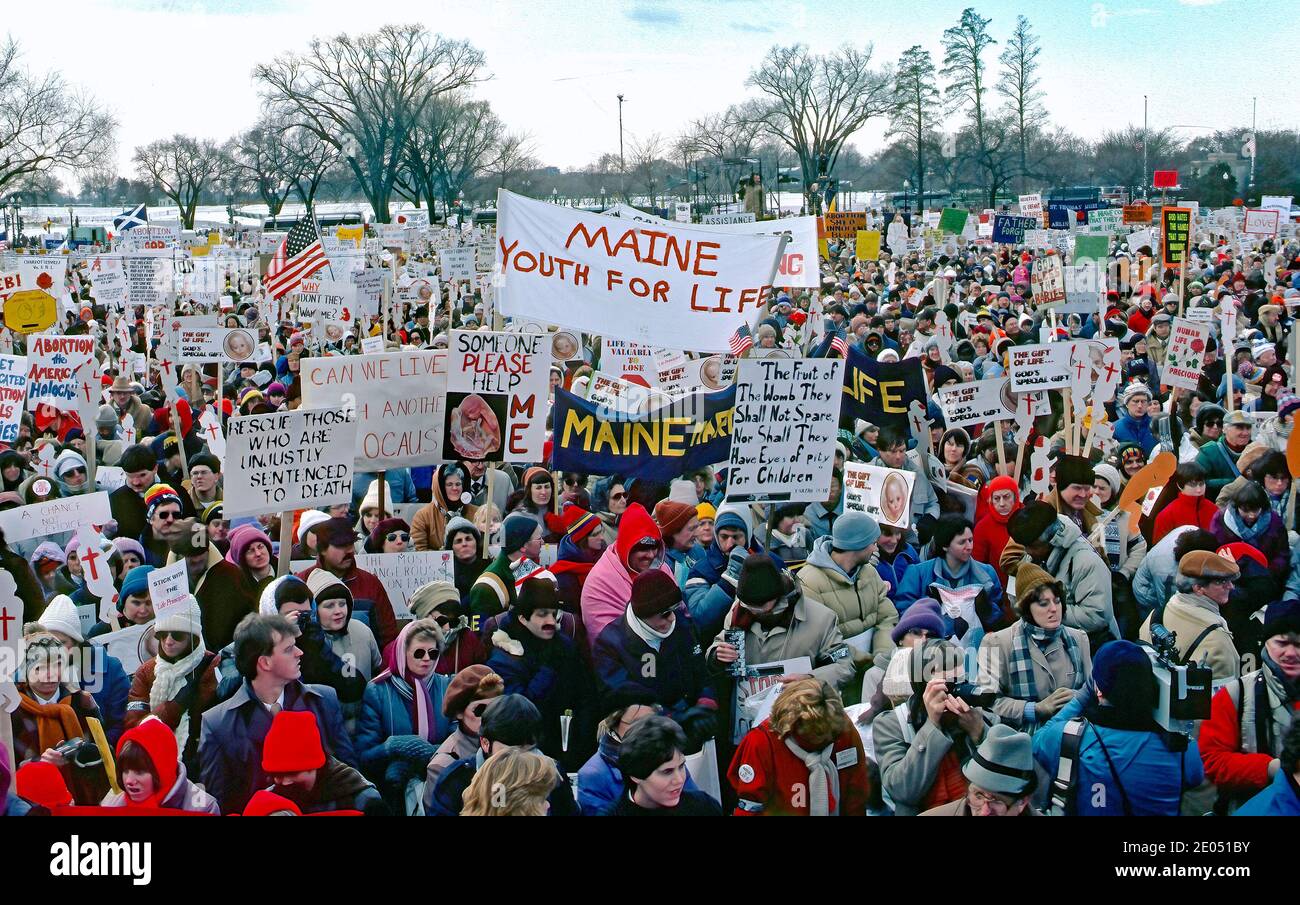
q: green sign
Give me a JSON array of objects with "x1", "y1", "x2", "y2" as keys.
[
  {"x1": 1074, "y1": 234, "x2": 1109, "y2": 265},
  {"x1": 938, "y1": 207, "x2": 969, "y2": 236}
]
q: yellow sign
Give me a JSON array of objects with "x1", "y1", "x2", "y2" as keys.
[
  {"x1": 4, "y1": 289, "x2": 58, "y2": 334},
  {"x1": 190, "y1": 244, "x2": 210, "y2": 257},
  {"x1": 855, "y1": 229, "x2": 881, "y2": 261},
  {"x1": 336, "y1": 225, "x2": 364, "y2": 247},
  {"x1": 208, "y1": 232, "x2": 221, "y2": 245}
]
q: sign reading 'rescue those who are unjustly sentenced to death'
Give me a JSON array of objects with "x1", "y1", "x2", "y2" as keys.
[
  {"x1": 223, "y1": 407, "x2": 357, "y2": 517},
  {"x1": 726, "y1": 357, "x2": 843, "y2": 503},
  {"x1": 494, "y1": 189, "x2": 783, "y2": 352}
]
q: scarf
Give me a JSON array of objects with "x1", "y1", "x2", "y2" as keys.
[
  {"x1": 625, "y1": 605, "x2": 673, "y2": 652},
  {"x1": 374, "y1": 622, "x2": 435, "y2": 741},
  {"x1": 18, "y1": 690, "x2": 84, "y2": 753},
  {"x1": 1224, "y1": 505, "x2": 1268, "y2": 544},
  {"x1": 783, "y1": 735, "x2": 839, "y2": 816},
  {"x1": 149, "y1": 642, "x2": 209, "y2": 756},
  {"x1": 1006, "y1": 620, "x2": 1086, "y2": 703}
]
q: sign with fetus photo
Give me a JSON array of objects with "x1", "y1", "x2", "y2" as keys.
[
  {"x1": 446, "y1": 330, "x2": 549, "y2": 463},
  {"x1": 842, "y1": 462, "x2": 915, "y2": 529}
]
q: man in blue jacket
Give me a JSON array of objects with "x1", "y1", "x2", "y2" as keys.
[
  {"x1": 684, "y1": 504, "x2": 758, "y2": 639},
  {"x1": 1112, "y1": 383, "x2": 1158, "y2": 457},
  {"x1": 1034, "y1": 641, "x2": 1203, "y2": 816},
  {"x1": 1235, "y1": 720, "x2": 1300, "y2": 816},
  {"x1": 199, "y1": 612, "x2": 356, "y2": 814}
]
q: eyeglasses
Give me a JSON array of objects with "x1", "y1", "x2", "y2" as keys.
[
  {"x1": 155, "y1": 511, "x2": 179, "y2": 521},
  {"x1": 64, "y1": 467, "x2": 87, "y2": 477},
  {"x1": 969, "y1": 788, "x2": 1017, "y2": 812},
  {"x1": 410, "y1": 647, "x2": 439, "y2": 660},
  {"x1": 154, "y1": 630, "x2": 190, "y2": 642},
  {"x1": 385, "y1": 531, "x2": 410, "y2": 542},
  {"x1": 468, "y1": 701, "x2": 491, "y2": 718}
]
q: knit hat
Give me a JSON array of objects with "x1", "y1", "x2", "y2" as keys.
[
  {"x1": 1092, "y1": 640, "x2": 1153, "y2": 697},
  {"x1": 831, "y1": 511, "x2": 881, "y2": 552},
  {"x1": 502, "y1": 513, "x2": 540, "y2": 556},
  {"x1": 1261, "y1": 599, "x2": 1300, "y2": 639},
  {"x1": 1119, "y1": 383, "x2": 1151, "y2": 406},
  {"x1": 155, "y1": 596, "x2": 203, "y2": 637},
  {"x1": 262, "y1": 710, "x2": 326, "y2": 774},
  {"x1": 15, "y1": 761, "x2": 73, "y2": 808},
  {"x1": 890, "y1": 599, "x2": 945, "y2": 644},
  {"x1": 143, "y1": 483, "x2": 182, "y2": 517},
  {"x1": 514, "y1": 576, "x2": 560, "y2": 617},
  {"x1": 652, "y1": 500, "x2": 696, "y2": 539},
  {"x1": 555, "y1": 506, "x2": 600, "y2": 544},
  {"x1": 667, "y1": 479, "x2": 698, "y2": 505},
  {"x1": 32, "y1": 542, "x2": 66, "y2": 570},
  {"x1": 188, "y1": 452, "x2": 220, "y2": 473},
  {"x1": 305, "y1": 569, "x2": 353, "y2": 605},
  {"x1": 119, "y1": 565, "x2": 156, "y2": 602},
  {"x1": 112, "y1": 537, "x2": 147, "y2": 564},
  {"x1": 37, "y1": 594, "x2": 82, "y2": 642},
  {"x1": 95, "y1": 404, "x2": 118, "y2": 428},
  {"x1": 408, "y1": 580, "x2": 460, "y2": 620},
  {"x1": 1054, "y1": 453, "x2": 1095, "y2": 490},
  {"x1": 312, "y1": 517, "x2": 356, "y2": 549},
  {"x1": 1014, "y1": 561, "x2": 1060, "y2": 609},
  {"x1": 1177, "y1": 550, "x2": 1240, "y2": 581},
  {"x1": 696, "y1": 502, "x2": 716, "y2": 521},
  {"x1": 1093, "y1": 463, "x2": 1123, "y2": 496},
  {"x1": 241, "y1": 790, "x2": 302, "y2": 817},
  {"x1": 962, "y1": 724, "x2": 1035, "y2": 797},
  {"x1": 630, "y1": 569, "x2": 682, "y2": 619},
  {"x1": 442, "y1": 664, "x2": 505, "y2": 718},
  {"x1": 1007, "y1": 501, "x2": 1061, "y2": 546},
  {"x1": 1277, "y1": 395, "x2": 1300, "y2": 421},
  {"x1": 735, "y1": 553, "x2": 789, "y2": 605},
  {"x1": 296, "y1": 510, "x2": 331, "y2": 544}
]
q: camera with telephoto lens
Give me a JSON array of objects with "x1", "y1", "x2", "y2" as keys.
[
  {"x1": 945, "y1": 681, "x2": 996, "y2": 709},
  {"x1": 1144, "y1": 623, "x2": 1212, "y2": 738}
]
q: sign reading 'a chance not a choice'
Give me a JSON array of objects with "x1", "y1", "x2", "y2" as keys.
[{"x1": 224, "y1": 407, "x2": 357, "y2": 516}]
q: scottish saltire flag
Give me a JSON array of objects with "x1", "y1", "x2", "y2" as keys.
[{"x1": 113, "y1": 204, "x2": 148, "y2": 231}]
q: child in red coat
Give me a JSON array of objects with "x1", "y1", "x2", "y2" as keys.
[
  {"x1": 972, "y1": 476, "x2": 1021, "y2": 591},
  {"x1": 1152, "y1": 462, "x2": 1216, "y2": 545}
]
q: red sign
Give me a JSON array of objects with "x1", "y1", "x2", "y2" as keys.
[{"x1": 1153, "y1": 170, "x2": 1178, "y2": 189}]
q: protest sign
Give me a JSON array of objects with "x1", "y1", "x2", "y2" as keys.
[
  {"x1": 1048, "y1": 200, "x2": 1106, "y2": 230},
  {"x1": 223, "y1": 407, "x2": 356, "y2": 517},
  {"x1": 1243, "y1": 208, "x2": 1280, "y2": 236},
  {"x1": 841, "y1": 346, "x2": 926, "y2": 427},
  {"x1": 1160, "y1": 206, "x2": 1192, "y2": 268},
  {"x1": 353, "y1": 269, "x2": 384, "y2": 316},
  {"x1": 439, "y1": 247, "x2": 476, "y2": 282},
  {"x1": 90, "y1": 622, "x2": 154, "y2": 676},
  {"x1": 1030, "y1": 254, "x2": 1065, "y2": 305},
  {"x1": 935, "y1": 378, "x2": 1037, "y2": 429},
  {"x1": 822, "y1": 212, "x2": 867, "y2": 239},
  {"x1": 3, "y1": 289, "x2": 57, "y2": 335},
  {"x1": 0, "y1": 491, "x2": 110, "y2": 542},
  {"x1": 938, "y1": 208, "x2": 969, "y2": 235},
  {"x1": 445, "y1": 330, "x2": 548, "y2": 463},
  {"x1": 393, "y1": 208, "x2": 429, "y2": 229},
  {"x1": 1087, "y1": 207, "x2": 1123, "y2": 234},
  {"x1": 495, "y1": 189, "x2": 782, "y2": 352},
  {"x1": 1259, "y1": 195, "x2": 1292, "y2": 217},
  {"x1": 301, "y1": 351, "x2": 448, "y2": 470},
  {"x1": 293, "y1": 278, "x2": 354, "y2": 322},
  {"x1": 1122, "y1": 202, "x2": 1153, "y2": 224},
  {"x1": 1018, "y1": 194, "x2": 1043, "y2": 218},
  {"x1": 992, "y1": 214, "x2": 1037, "y2": 245},
  {"x1": 147, "y1": 559, "x2": 190, "y2": 621},
  {"x1": 843, "y1": 462, "x2": 915, "y2": 530},
  {"x1": 86, "y1": 255, "x2": 127, "y2": 307},
  {"x1": 701, "y1": 212, "x2": 756, "y2": 225},
  {"x1": 354, "y1": 552, "x2": 454, "y2": 620},
  {"x1": 360, "y1": 335, "x2": 384, "y2": 355},
  {"x1": 1126, "y1": 228, "x2": 1155, "y2": 252},
  {"x1": 726, "y1": 358, "x2": 843, "y2": 503},
  {"x1": 601, "y1": 339, "x2": 658, "y2": 386},
  {"x1": 122, "y1": 256, "x2": 172, "y2": 307},
  {"x1": 552, "y1": 384, "x2": 734, "y2": 483},
  {"x1": 586, "y1": 371, "x2": 667, "y2": 414},
  {"x1": 0, "y1": 354, "x2": 26, "y2": 442},
  {"x1": 674, "y1": 202, "x2": 691, "y2": 223},
  {"x1": 197, "y1": 408, "x2": 225, "y2": 461},
  {"x1": 1162, "y1": 317, "x2": 1211, "y2": 391},
  {"x1": 1008, "y1": 343, "x2": 1072, "y2": 392},
  {"x1": 25, "y1": 334, "x2": 95, "y2": 410},
  {"x1": 1153, "y1": 170, "x2": 1178, "y2": 189},
  {"x1": 1073, "y1": 234, "x2": 1109, "y2": 265},
  {"x1": 172, "y1": 315, "x2": 256, "y2": 364},
  {"x1": 855, "y1": 230, "x2": 881, "y2": 260}
]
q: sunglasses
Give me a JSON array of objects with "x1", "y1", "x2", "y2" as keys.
[
  {"x1": 610, "y1": 491, "x2": 627, "y2": 501},
  {"x1": 563, "y1": 476, "x2": 581, "y2": 486},
  {"x1": 385, "y1": 531, "x2": 410, "y2": 542},
  {"x1": 154, "y1": 630, "x2": 191, "y2": 642},
  {"x1": 410, "y1": 647, "x2": 438, "y2": 660},
  {"x1": 468, "y1": 701, "x2": 491, "y2": 718},
  {"x1": 155, "y1": 511, "x2": 179, "y2": 521}
]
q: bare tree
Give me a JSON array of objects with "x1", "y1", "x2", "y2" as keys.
[
  {"x1": 744, "y1": 44, "x2": 891, "y2": 213},
  {"x1": 254, "y1": 24, "x2": 486, "y2": 222},
  {"x1": 1094, "y1": 126, "x2": 1181, "y2": 197},
  {"x1": 888, "y1": 45, "x2": 941, "y2": 206},
  {"x1": 628, "y1": 132, "x2": 667, "y2": 208},
  {"x1": 133, "y1": 135, "x2": 233, "y2": 229},
  {"x1": 398, "y1": 93, "x2": 501, "y2": 214},
  {"x1": 996, "y1": 15, "x2": 1047, "y2": 192},
  {"x1": 282, "y1": 125, "x2": 341, "y2": 210},
  {"x1": 235, "y1": 116, "x2": 297, "y2": 221},
  {"x1": 942, "y1": 7, "x2": 1009, "y2": 206},
  {"x1": 0, "y1": 36, "x2": 117, "y2": 198},
  {"x1": 482, "y1": 130, "x2": 538, "y2": 192}
]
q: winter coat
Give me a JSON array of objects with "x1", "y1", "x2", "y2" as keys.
[
  {"x1": 410, "y1": 480, "x2": 478, "y2": 552},
  {"x1": 1033, "y1": 696, "x2": 1204, "y2": 816},
  {"x1": 271, "y1": 757, "x2": 388, "y2": 816},
  {"x1": 1113, "y1": 413, "x2": 1158, "y2": 457},
  {"x1": 893, "y1": 555, "x2": 1004, "y2": 637},
  {"x1": 581, "y1": 504, "x2": 673, "y2": 644},
  {"x1": 577, "y1": 734, "x2": 704, "y2": 816},
  {"x1": 1133, "y1": 525, "x2": 1192, "y2": 621},
  {"x1": 1200, "y1": 665, "x2": 1295, "y2": 803},
  {"x1": 124, "y1": 652, "x2": 221, "y2": 774},
  {"x1": 1139, "y1": 593, "x2": 1240, "y2": 683},
  {"x1": 1209, "y1": 508, "x2": 1289, "y2": 580},
  {"x1": 1234, "y1": 767, "x2": 1300, "y2": 816},
  {"x1": 591, "y1": 605, "x2": 716, "y2": 718},
  {"x1": 707, "y1": 593, "x2": 855, "y2": 690},
  {"x1": 355, "y1": 670, "x2": 452, "y2": 788},
  {"x1": 100, "y1": 724, "x2": 220, "y2": 814},
  {"x1": 296, "y1": 562, "x2": 398, "y2": 650},
  {"x1": 873, "y1": 544, "x2": 919, "y2": 598},
  {"x1": 198, "y1": 679, "x2": 356, "y2": 814},
  {"x1": 1000, "y1": 516, "x2": 1119, "y2": 641},
  {"x1": 1195, "y1": 438, "x2": 1246, "y2": 501},
  {"x1": 727, "y1": 719, "x2": 869, "y2": 816},
  {"x1": 1152, "y1": 492, "x2": 1217, "y2": 546},
  {"x1": 173, "y1": 544, "x2": 258, "y2": 653},
  {"x1": 327, "y1": 620, "x2": 384, "y2": 733},
  {"x1": 873, "y1": 698, "x2": 997, "y2": 817},
  {"x1": 976, "y1": 622, "x2": 1092, "y2": 730},
  {"x1": 426, "y1": 748, "x2": 578, "y2": 817},
  {"x1": 425, "y1": 726, "x2": 480, "y2": 788},
  {"x1": 803, "y1": 497, "x2": 844, "y2": 542},
  {"x1": 466, "y1": 551, "x2": 518, "y2": 623},
  {"x1": 797, "y1": 536, "x2": 898, "y2": 666},
  {"x1": 973, "y1": 511, "x2": 1018, "y2": 591},
  {"x1": 350, "y1": 470, "x2": 417, "y2": 511}
]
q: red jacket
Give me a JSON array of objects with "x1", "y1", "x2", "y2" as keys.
[
  {"x1": 1127, "y1": 308, "x2": 1153, "y2": 335},
  {"x1": 1152, "y1": 492, "x2": 1216, "y2": 546},
  {"x1": 728, "y1": 719, "x2": 870, "y2": 816},
  {"x1": 297, "y1": 564, "x2": 398, "y2": 650},
  {"x1": 973, "y1": 476, "x2": 1020, "y2": 590},
  {"x1": 1199, "y1": 681, "x2": 1279, "y2": 795}
]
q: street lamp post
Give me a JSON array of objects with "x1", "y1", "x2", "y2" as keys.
[{"x1": 903, "y1": 179, "x2": 911, "y2": 214}]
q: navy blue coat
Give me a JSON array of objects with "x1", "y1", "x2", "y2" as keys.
[{"x1": 590, "y1": 607, "x2": 716, "y2": 720}]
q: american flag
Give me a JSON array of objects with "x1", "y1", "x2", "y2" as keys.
[
  {"x1": 263, "y1": 219, "x2": 328, "y2": 300},
  {"x1": 830, "y1": 333, "x2": 849, "y2": 357},
  {"x1": 728, "y1": 323, "x2": 753, "y2": 356}
]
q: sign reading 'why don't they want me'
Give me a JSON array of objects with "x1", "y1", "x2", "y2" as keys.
[{"x1": 224, "y1": 407, "x2": 357, "y2": 516}]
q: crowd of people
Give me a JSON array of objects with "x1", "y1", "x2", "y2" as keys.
[{"x1": 3, "y1": 200, "x2": 1300, "y2": 819}]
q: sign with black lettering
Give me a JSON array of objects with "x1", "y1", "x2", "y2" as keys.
[{"x1": 224, "y1": 407, "x2": 357, "y2": 516}]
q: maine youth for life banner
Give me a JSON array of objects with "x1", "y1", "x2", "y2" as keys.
[
  {"x1": 841, "y1": 345, "x2": 926, "y2": 427},
  {"x1": 551, "y1": 385, "x2": 734, "y2": 483},
  {"x1": 495, "y1": 190, "x2": 783, "y2": 351}
]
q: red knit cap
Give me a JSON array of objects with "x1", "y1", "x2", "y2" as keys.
[
  {"x1": 16, "y1": 761, "x2": 73, "y2": 808},
  {"x1": 653, "y1": 500, "x2": 696, "y2": 538},
  {"x1": 262, "y1": 711, "x2": 326, "y2": 774},
  {"x1": 241, "y1": 789, "x2": 303, "y2": 816},
  {"x1": 559, "y1": 505, "x2": 600, "y2": 543}
]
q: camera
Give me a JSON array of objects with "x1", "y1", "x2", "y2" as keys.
[
  {"x1": 1144, "y1": 623, "x2": 1212, "y2": 737},
  {"x1": 945, "y1": 681, "x2": 996, "y2": 709},
  {"x1": 54, "y1": 737, "x2": 103, "y2": 770}
]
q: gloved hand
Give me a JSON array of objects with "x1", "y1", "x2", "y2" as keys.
[
  {"x1": 721, "y1": 547, "x2": 748, "y2": 588},
  {"x1": 677, "y1": 706, "x2": 718, "y2": 755},
  {"x1": 1036, "y1": 686, "x2": 1076, "y2": 721}
]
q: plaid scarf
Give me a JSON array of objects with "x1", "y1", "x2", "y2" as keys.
[{"x1": 1006, "y1": 620, "x2": 1085, "y2": 702}]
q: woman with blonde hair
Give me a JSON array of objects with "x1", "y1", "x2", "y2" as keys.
[
  {"x1": 461, "y1": 747, "x2": 558, "y2": 816},
  {"x1": 726, "y1": 677, "x2": 870, "y2": 816}
]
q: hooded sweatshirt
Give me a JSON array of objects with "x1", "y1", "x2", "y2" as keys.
[
  {"x1": 580, "y1": 503, "x2": 672, "y2": 645},
  {"x1": 1151, "y1": 491, "x2": 1217, "y2": 545},
  {"x1": 973, "y1": 475, "x2": 1022, "y2": 589},
  {"x1": 101, "y1": 717, "x2": 220, "y2": 813}
]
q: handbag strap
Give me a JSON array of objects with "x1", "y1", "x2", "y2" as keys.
[{"x1": 1087, "y1": 723, "x2": 1133, "y2": 816}]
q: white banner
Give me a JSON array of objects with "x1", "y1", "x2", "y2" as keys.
[
  {"x1": 223, "y1": 407, "x2": 357, "y2": 517},
  {"x1": 843, "y1": 462, "x2": 915, "y2": 530},
  {"x1": 301, "y1": 351, "x2": 448, "y2": 470},
  {"x1": 935, "y1": 378, "x2": 1024, "y2": 429},
  {"x1": 1008, "y1": 342, "x2": 1073, "y2": 392},
  {"x1": 446, "y1": 330, "x2": 548, "y2": 463},
  {"x1": 0, "y1": 354, "x2": 27, "y2": 443},
  {"x1": 496, "y1": 190, "x2": 782, "y2": 351},
  {"x1": 0, "y1": 491, "x2": 110, "y2": 542},
  {"x1": 1163, "y1": 317, "x2": 1212, "y2": 391},
  {"x1": 726, "y1": 357, "x2": 843, "y2": 503}
]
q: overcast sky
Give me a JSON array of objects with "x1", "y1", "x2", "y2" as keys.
[{"x1": 9, "y1": 0, "x2": 1294, "y2": 185}]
